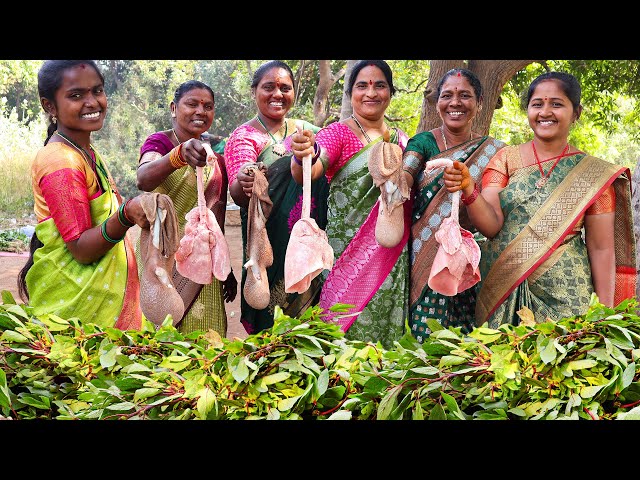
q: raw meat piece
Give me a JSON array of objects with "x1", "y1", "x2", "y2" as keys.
[
  {"x1": 139, "y1": 192, "x2": 185, "y2": 326},
  {"x1": 425, "y1": 158, "x2": 481, "y2": 296},
  {"x1": 284, "y1": 122, "x2": 333, "y2": 294},
  {"x1": 175, "y1": 144, "x2": 231, "y2": 285},
  {"x1": 243, "y1": 163, "x2": 273, "y2": 309},
  {"x1": 368, "y1": 131, "x2": 410, "y2": 248}
]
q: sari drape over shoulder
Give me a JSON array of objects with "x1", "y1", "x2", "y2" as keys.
[
  {"x1": 225, "y1": 119, "x2": 329, "y2": 334},
  {"x1": 404, "y1": 132, "x2": 505, "y2": 341},
  {"x1": 317, "y1": 124, "x2": 410, "y2": 349},
  {"x1": 476, "y1": 146, "x2": 636, "y2": 328},
  {"x1": 27, "y1": 143, "x2": 142, "y2": 330},
  {"x1": 138, "y1": 132, "x2": 228, "y2": 335}
]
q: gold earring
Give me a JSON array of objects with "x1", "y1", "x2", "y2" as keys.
[{"x1": 52, "y1": 115, "x2": 57, "y2": 124}]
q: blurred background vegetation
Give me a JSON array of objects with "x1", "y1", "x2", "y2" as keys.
[{"x1": 1, "y1": 59, "x2": 638, "y2": 231}]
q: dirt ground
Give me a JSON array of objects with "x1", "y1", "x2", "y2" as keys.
[{"x1": 0, "y1": 209, "x2": 248, "y2": 341}]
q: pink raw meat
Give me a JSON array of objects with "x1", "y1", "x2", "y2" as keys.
[
  {"x1": 284, "y1": 122, "x2": 333, "y2": 294},
  {"x1": 175, "y1": 143, "x2": 231, "y2": 284},
  {"x1": 426, "y1": 158, "x2": 481, "y2": 296}
]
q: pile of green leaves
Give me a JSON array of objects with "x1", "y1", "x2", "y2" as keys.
[
  {"x1": 2, "y1": 290, "x2": 640, "y2": 420},
  {"x1": 0, "y1": 229, "x2": 29, "y2": 253}
]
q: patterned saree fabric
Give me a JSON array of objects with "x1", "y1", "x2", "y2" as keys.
[
  {"x1": 476, "y1": 146, "x2": 637, "y2": 328},
  {"x1": 27, "y1": 143, "x2": 142, "y2": 330},
  {"x1": 317, "y1": 122, "x2": 410, "y2": 349}
]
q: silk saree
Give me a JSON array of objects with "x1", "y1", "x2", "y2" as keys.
[
  {"x1": 318, "y1": 125, "x2": 410, "y2": 349},
  {"x1": 404, "y1": 132, "x2": 505, "y2": 341},
  {"x1": 476, "y1": 146, "x2": 637, "y2": 328}
]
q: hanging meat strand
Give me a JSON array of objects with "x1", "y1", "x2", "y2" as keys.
[
  {"x1": 175, "y1": 143, "x2": 231, "y2": 285},
  {"x1": 425, "y1": 158, "x2": 481, "y2": 296},
  {"x1": 242, "y1": 162, "x2": 274, "y2": 310},
  {"x1": 284, "y1": 121, "x2": 334, "y2": 294}
]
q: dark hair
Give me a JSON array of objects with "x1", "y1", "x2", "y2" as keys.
[
  {"x1": 17, "y1": 233, "x2": 43, "y2": 303},
  {"x1": 436, "y1": 68, "x2": 483, "y2": 100},
  {"x1": 522, "y1": 71, "x2": 582, "y2": 111},
  {"x1": 250, "y1": 60, "x2": 294, "y2": 89},
  {"x1": 346, "y1": 60, "x2": 396, "y2": 97},
  {"x1": 37, "y1": 60, "x2": 104, "y2": 144},
  {"x1": 173, "y1": 80, "x2": 215, "y2": 104}
]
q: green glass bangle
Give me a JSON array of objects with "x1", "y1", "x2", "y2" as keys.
[
  {"x1": 101, "y1": 220, "x2": 124, "y2": 244},
  {"x1": 117, "y1": 201, "x2": 135, "y2": 228}
]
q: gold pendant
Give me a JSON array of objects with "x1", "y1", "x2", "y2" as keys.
[
  {"x1": 535, "y1": 177, "x2": 547, "y2": 189},
  {"x1": 272, "y1": 143, "x2": 286, "y2": 157}
]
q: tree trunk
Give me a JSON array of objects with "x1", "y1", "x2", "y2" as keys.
[
  {"x1": 632, "y1": 159, "x2": 640, "y2": 300},
  {"x1": 417, "y1": 60, "x2": 538, "y2": 135},
  {"x1": 313, "y1": 60, "x2": 346, "y2": 127},
  {"x1": 339, "y1": 60, "x2": 358, "y2": 121}
]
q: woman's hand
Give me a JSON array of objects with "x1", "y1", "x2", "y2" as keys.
[
  {"x1": 124, "y1": 196, "x2": 151, "y2": 229},
  {"x1": 291, "y1": 129, "x2": 315, "y2": 160},
  {"x1": 237, "y1": 163, "x2": 267, "y2": 198},
  {"x1": 179, "y1": 138, "x2": 209, "y2": 169},
  {"x1": 443, "y1": 160, "x2": 474, "y2": 196}
]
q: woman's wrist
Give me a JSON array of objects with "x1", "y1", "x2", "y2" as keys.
[
  {"x1": 461, "y1": 183, "x2": 480, "y2": 206},
  {"x1": 293, "y1": 142, "x2": 320, "y2": 166}
]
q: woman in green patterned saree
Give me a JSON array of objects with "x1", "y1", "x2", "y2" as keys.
[
  {"x1": 402, "y1": 68, "x2": 506, "y2": 342},
  {"x1": 225, "y1": 60, "x2": 329, "y2": 335},
  {"x1": 291, "y1": 60, "x2": 410, "y2": 349},
  {"x1": 444, "y1": 71, "x2": 637, "y2": 329},
  {"x1": 18, "y1": 60, "x2": 152, "y2": 330}
]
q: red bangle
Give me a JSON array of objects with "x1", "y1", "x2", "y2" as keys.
[{"x1": 461, "y1": 183, "x2": 480, "y2": 206}]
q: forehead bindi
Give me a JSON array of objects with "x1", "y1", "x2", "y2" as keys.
[
  {"x1": 532, "y1": 81, "x2": 567, "y2": 102},
  {"x1": 355, "y1": 65, "x2": 385, "y2": 84},
  {"x1": 261, "y1": 68, "x2": 292, "y2": 88},
  {"x1": 59, "y1": 65, "x2": 102, "y2": 93},
  {"x1": 182, "y1": 89, "x2": 214, "y2": 104}
]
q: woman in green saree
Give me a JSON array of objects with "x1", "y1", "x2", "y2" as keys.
[
  {"x1": 402, "y1": 68, "x2": 506, "y2": 342},
  {"x1": 291, "y1": 60, "x2": 410, "y2": 349},
  {"x1": 224, "y1": 60, "x2": 329, "y2": 334},
  {"x1": 18, "y1": 60, "x2": 152, "y2": 330},
  {"x1": 136, "y1": 80, "x2": 237, "y2": 337},
  {"x1": 444, "y1": 71, "x2": 637, "y2": 328}
]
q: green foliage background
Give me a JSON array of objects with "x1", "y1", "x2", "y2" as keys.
[{"x1": 0, "y1": 59, "x2": 638, "y2": 226}]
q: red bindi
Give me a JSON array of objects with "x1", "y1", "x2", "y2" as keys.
[
  {"x1": 369, "y1": 79, "x2": 373, "y2": 85},
  {"x1": 457, "y1": 71, "x2": 461, "y2": 77}
]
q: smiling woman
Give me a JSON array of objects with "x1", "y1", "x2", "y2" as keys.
[{"x1": 17, "y1": 60, "x2": 156, "y2": 330}]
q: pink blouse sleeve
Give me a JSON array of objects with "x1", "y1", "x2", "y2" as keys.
[{"x1": 223, "y1": 124, "x2": 269, "y2": 185}]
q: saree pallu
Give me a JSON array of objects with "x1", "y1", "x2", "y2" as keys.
[
  {"x1": 319, "y1": 131, "x2": 409, "y2": 350},
  {"x1": 407, "y1": 134, "x2": 505, "y2": 341},
  {"x1": 239, "y1": 119, "x2": 330, "y2": 334},
  {"x1": 137, "y1": 133, "x2": 228, "y2": 335},
  {"x1": 27, "y1": 150, "x2": 142, "y2": 330},
  {"x1": 476, "y1": 151, "x2": 637, "y2": 329}
]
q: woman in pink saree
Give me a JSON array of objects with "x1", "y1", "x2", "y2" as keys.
[{"x1": 291, "y1": 60, "x2": 410, "y2": 349}]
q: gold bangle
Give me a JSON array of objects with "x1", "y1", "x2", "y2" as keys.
[{"x1": 169, "y1": 144, "x2": 187, "y2": 169}]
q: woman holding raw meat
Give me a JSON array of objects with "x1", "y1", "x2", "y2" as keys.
[
  {"x1": 291, "y1": 60, "x2": 410, "y2": 349},
  {"x1": 136, "y1": 80, "x2": 237, "y2": 336},
  {"x1": 18, "y1": 60, "x2": 151, "y2": 330},
  {"x1": 224, "y1": 60, "x2": 329, "y2": 335},
  {"x1": 444, "y1": 71, "x2": 636, "y2": 328},
  {"x1": 401, "y1": 68, "x2": 506, "y2": 341}
]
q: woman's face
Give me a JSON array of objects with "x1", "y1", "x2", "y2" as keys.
[
  {"x1": 172, "y1": 88, "x2": 214, "y2": 137},
  {"x1": 437, "y1": 74, "x2": 479, "y2": 132},
  {"x1": 51, "y1": 63, "x2": 107, "y2": 133},
  {"x1": 351, "y1": 65, "x2": 391, "y2": 120},
  {"x1": 527, "y1": 79, "x2": 578, "y2": 143},
  {"x1": 253, "y1": 67, "x2": 294, "y2": 121}
]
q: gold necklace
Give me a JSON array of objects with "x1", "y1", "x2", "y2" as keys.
[
  {"x1": 350, "y1": 114, "x2": 372, "y2": 144},
  {"x1": 440, "y1": 125, "x2": 473, "y2": 151},
  {"x1": 256, "y1": 115, "x2": 287, "y2": 156},
  {"x1": 172, "y1": 128, "x2": 181, "y2": 145}
]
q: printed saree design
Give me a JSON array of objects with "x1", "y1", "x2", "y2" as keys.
[
  {"x1": 476, "y1": 150, "x2": 637, "y2": 329},
  {"x1": 407, "y1": 134, "x2": 505, "y2": 341},
  {"x1": 319, "y1": 129, "x2": 409, "y2": 349},
  {"x1": 238, "y1": 119, "x2": 330, "y2": 334},
  {"x1": 27, "y1": 148, "x2": 142, "y2": 330}
]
